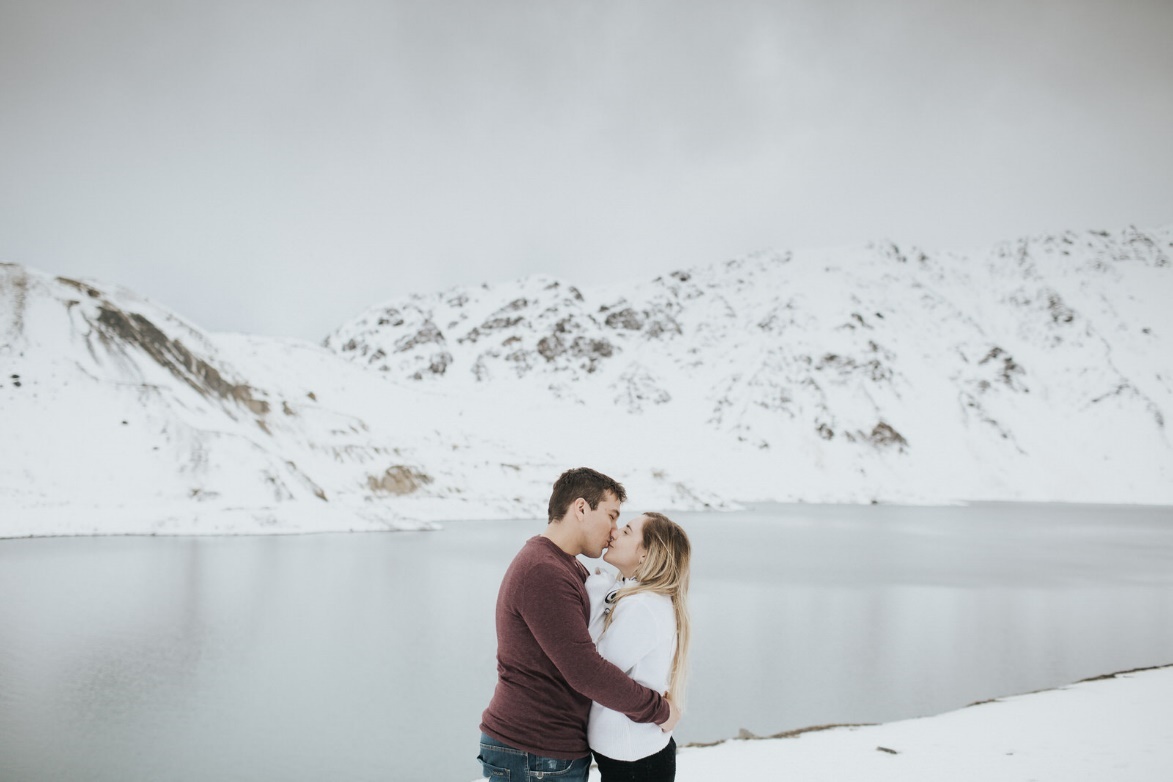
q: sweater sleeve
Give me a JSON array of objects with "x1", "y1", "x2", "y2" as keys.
[{"x1": 521, "y1": 562, "x2": 669, "y2": 725}]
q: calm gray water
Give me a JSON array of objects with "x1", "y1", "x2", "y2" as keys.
[{"x1": 2, "y1": 503, "x2": 1172, "y2": 782}]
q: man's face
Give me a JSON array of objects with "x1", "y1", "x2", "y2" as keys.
[{"x1": 580, "y1": 491, "x2": 621, "y2": 559}]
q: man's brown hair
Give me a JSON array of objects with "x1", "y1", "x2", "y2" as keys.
[{"x1": 547, "y1": 467, "x2": 627, "y2": 523}]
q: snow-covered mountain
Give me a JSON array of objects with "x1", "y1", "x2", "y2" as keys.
[
  {"x1": 0, "y1": 264, "x2": 576, "y2": 536},
  {"x1": 326, "y1": 225, "x2": 1173, "y2": 507},
  {"x1": 2, "y1": 225, "x2": 1171, "y2": 536}
]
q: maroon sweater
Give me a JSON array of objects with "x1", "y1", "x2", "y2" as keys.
[{"x1": 480, "y1": 535, "x2": 670, "y2": 759}]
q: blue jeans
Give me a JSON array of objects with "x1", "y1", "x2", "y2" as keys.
[{"x1": 478, "y1": 733, "x2": 591, "y2": 781}]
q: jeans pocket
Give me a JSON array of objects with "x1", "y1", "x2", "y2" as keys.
[
  {"x1": 526, "y1": 754, "x2": 587, "y2": 780},
  {"x1": 477, "y1": 754, "x2": 512, "y2": 780}
]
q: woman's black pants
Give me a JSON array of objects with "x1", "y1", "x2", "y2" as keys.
[{"x1": 593, "y1": 737, "x2": 676, "y2": 782}]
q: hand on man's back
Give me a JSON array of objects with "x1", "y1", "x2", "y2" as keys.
[{"x1": 659, "y1": 695, "x2": 681, "y2": 733}]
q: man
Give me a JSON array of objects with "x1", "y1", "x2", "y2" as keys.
[{"x1": 478, "y1": 467, "x2": 680, "y2": 781}]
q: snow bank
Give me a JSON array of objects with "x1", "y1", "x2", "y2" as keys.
[{"x1": 659, "y1": 665, "x2": 1172, "y2": 782}]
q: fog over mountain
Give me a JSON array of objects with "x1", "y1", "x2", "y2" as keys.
[{"x1": 2, "y1": 225, "x2": 1170, "y2": 537}]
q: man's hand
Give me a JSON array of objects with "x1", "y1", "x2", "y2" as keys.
[{"x1": 658, "y1": 694, "x2": 681, "y2": 733}]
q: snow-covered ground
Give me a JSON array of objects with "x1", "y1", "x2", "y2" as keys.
[{"x1": 584, "y1": 666, "x2": 1173, "y2": 782}]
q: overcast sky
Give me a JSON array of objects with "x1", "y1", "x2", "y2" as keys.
[{"x1": 2, "y1": 0, "x2": 1171, "y2": 340}]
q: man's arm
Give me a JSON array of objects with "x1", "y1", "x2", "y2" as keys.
[{"x1": 522, "y1": 564, "x2": 670, "y2": 725}]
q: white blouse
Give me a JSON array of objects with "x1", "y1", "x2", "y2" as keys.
[{"x1": 585, "y1": 571, "x2": 676, "y2": 761}]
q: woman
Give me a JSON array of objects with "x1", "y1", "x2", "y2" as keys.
[{"x1": 586, "y1": 512, "x2": 691, "y2": 782}]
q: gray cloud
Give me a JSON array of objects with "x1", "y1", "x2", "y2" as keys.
[{"x1": 2, "y1": 0, "x2": 1171, "y2": 339}]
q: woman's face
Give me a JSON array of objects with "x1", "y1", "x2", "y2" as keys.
[{"x1": 603, "y1": 514, "x2": 648, "y2": 578}]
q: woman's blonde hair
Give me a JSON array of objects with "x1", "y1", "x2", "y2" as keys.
[{"x1": 603, "y1": 512, "x2": 692, "y2": 706}]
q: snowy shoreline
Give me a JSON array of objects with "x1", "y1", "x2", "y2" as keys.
[
  {"x1": 653, "y1": 665, "x2": 1173, "y2": 782},
  {"x1": 7, "y1": 497, "x2": 1173, "y2": 540},
  {"x1": 0, "y1": 502, "x2": 441, "y2": 540}
]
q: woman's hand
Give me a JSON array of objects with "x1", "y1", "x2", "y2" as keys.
[{"x1": 659, "y1": 694, "x2": 682, "y2": 733}]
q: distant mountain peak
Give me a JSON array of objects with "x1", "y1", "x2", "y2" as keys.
[{"x1": 3, "y1": 224, "x2": 1172, "y2": 537}]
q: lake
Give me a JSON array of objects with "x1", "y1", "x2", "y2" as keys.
[{"x1": 2, "y1": 503, "x2": 1172, "y2": 781}]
